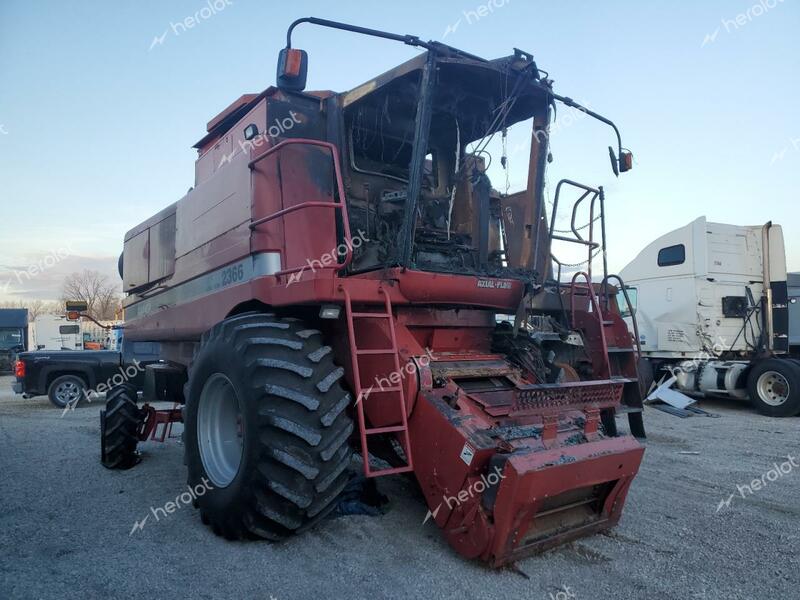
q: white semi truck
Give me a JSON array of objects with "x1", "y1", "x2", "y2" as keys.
[{"x1": 619, "y1": 217, "x2": 799, "y2": 417}]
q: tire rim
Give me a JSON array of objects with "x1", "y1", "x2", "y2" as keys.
[
  {"x1": 756, "y1": 370, "x2": 790, "y2": 407},
  {"x1": 197, "y1": 373, "x2": 244, "y2": 488},
  {"x1": 55, "y1": 381, "x2": 81, "y2": 406}
]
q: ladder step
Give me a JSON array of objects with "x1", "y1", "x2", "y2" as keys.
[
  {"x1": 607, "y1": 347, "x2": 635, "y2": 353},
  {"x1": 602, "y1": 320, "x2": 615, "y2": 325},
  {"x1": 616, "y1": 406, "x2": 644, "y2": 414},
  {"x1": 366, "y1": 425, "x2": 407, "y2": 434},
  {"x1": 366, "y1": 465, "x2": 414, "y2": 477},
  {"x1": 611, "y1": 376, "x2": 638, "y2": 383},
  {"x1": 343, "y1": 286, "x2": 414, "y2": 478}
]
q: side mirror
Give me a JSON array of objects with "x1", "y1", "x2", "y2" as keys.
[
  {"x1": 608, "y1": 146, "x2": 619, "y2": 177},
  {"x1": 65, "y1": 300, "x2": 88, "y2": 312},
  {"x1": 276, "y1": 47, "x2": 308, "y2": 91},
  {"x1": 608, "y1": 147, "x2": 634, "y2": 176},
  {"x1": 619, "y1": 149, "x2": 633, "y2": 173}
]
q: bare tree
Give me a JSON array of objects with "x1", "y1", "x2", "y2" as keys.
[
  {"x1": 25, "y1": 299, "x2": 63, "y2": 320},
  {"x1": 0, "y1": 299, "x2": 62, "y2": 320},
  {"x1": 61, "y1": 270, "x2": 122, "y2": 320}
]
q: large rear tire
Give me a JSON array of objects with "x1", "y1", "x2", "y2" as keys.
[
  {"x1": 184, "y1": 313, "x2": 354, "y2": 540},
  {"x1": 746, "y1": 358, "x2": 800, "y2": 417},
  {"x1": 100, "y1": 384, "x2": 142, "y2": 469}
]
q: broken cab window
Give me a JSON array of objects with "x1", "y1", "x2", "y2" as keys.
[{"x1": 351, "y1": 126, "x2": 412, "y2": 180}]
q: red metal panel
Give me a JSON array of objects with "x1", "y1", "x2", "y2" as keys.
[
  {"x1": 484, "y1": 437, "x2": 643, "y2": 566},
  {"x1": 250, "y1": 139, "x2": 353, "y2": 282},
  {"x1": 397, "y1": 270, "x2": 523, "y2": 309},
  {"x1": 406, "y1": 349, "x2": 644, "y2": 568}
]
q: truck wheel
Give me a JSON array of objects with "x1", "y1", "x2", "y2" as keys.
[
  {"x1": 48, "y1": 375, "x2": 87, "y2": 409},
  {"x1": 184, "y1": 313, "x2": 355, "y2": 540},
  {"x1": 746, "y1": 359, "x2": 800, "y2": 417},
  {"x1": 100, "y1": 384, "x2": 142, "y2": 469}
]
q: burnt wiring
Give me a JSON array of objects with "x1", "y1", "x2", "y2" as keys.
[
  {"x1": 462, "y1": 63, "x2": 533, "y2": 173},
  {"x1": 351, "y1": 98, "x2": 415, "y2": 179},
  {"x1": 446, "y1": 117, "x2": 460, "y2": 240},
  {"x1": 471, "y1": 148, "x2": 492, "y2": 170},
  {"x1": 492, "y1": 323, "x2": 549, "y2": 383},
  {"x1": 501, "y1": 127, "x2": 510, "y2": 195}
]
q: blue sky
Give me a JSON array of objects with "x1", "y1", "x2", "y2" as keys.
[{"x1": 1, "y1": 0, "x2": 798, "y2": 300}]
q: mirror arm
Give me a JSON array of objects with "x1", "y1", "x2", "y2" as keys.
[
  {"x1": 549, "y1": 92, "x2": 628, "y2": 173},
  {"x1": 285, "y1": 17, "x2": 435, "y2": 51}
]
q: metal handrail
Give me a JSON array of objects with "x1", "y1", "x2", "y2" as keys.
[
  {"x1": 570, "y1": 270, "x2": 611, "y2": 378},
  {"x1": 602, "y1": 274, "x2": 642, "y2": 359},
  {"x1": 248, "y1": 138, "x2": 354, "y2": 277},
  {"x1": 549, "y1": 179, "x2": 599, "y2": 240},
  {"x1": 569, "y1": 272, "x2": 605, "y2": 328},
  {"x1": 549, "y1": 179, "x2": 606, "y2": 283}
]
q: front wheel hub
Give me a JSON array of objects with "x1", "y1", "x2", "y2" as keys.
[{"x1": 197, "y1": 373, "x2": 244, "y2": 488}]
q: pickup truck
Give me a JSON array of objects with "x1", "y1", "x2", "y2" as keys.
[{"x1": 13, "y1": 350, "x2": 145, "y2": 409}]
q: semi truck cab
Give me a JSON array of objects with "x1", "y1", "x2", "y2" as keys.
[{"x1": 620, "y1": 217, "x2": 800, "y2": 416}]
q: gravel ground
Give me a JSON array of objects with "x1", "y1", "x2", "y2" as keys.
[{"x1": 0, "y1": 374, "x2": 797, "y2": 600}]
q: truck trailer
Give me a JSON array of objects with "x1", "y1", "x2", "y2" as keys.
[{"x1": 620, "y1": 217, "x2": 799, "y2": 417}]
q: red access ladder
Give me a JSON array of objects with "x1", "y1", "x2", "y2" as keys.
[
  {"x1": 570, "y1": 271, "x2": 613, "y2": 379},
  {"x1": 340, "y1": 285, "x2": 414, "y2": 477}
]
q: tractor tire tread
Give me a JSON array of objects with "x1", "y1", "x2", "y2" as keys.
[{"x1": 183, "y1": 312, "x2": 355, "y2": 541}]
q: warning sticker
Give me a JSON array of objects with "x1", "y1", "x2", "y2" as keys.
[{"x1": 460, "y1": 443, "x2": 475, "y2": 466}]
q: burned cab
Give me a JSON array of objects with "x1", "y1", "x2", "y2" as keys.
[{"x1": 338, "y1": 50, "x2": 554, "y2": 279}]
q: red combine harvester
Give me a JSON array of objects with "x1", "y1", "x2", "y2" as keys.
[{"x1": 103, "y1": 18, "x2": 646, "y2": 567}]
